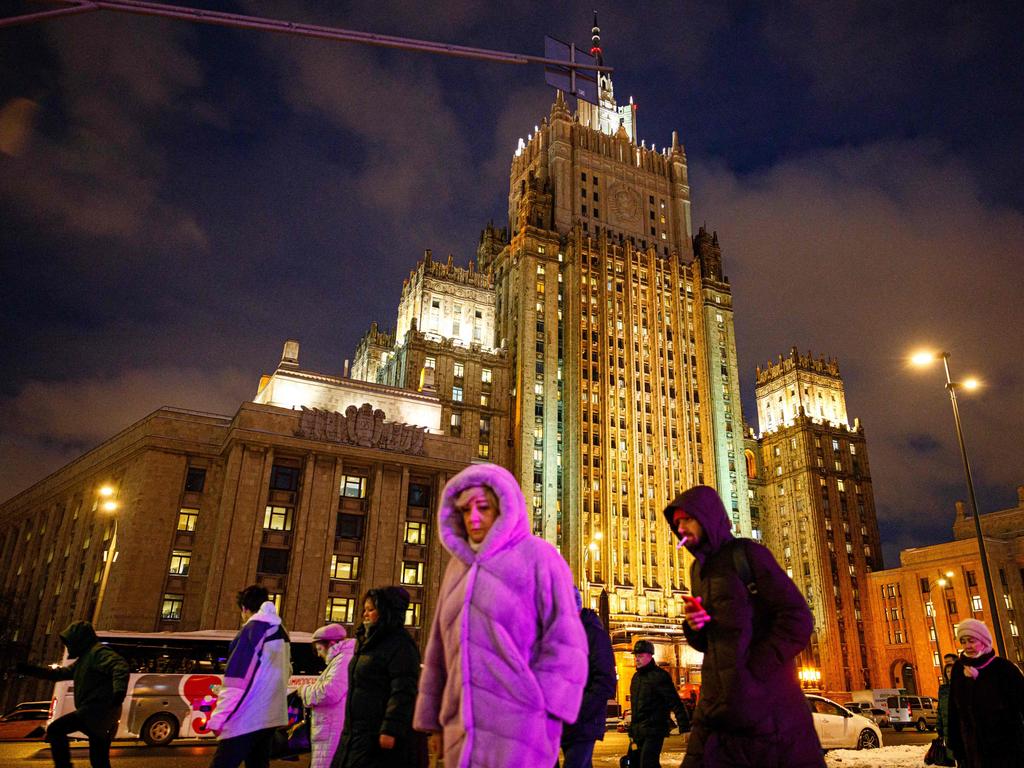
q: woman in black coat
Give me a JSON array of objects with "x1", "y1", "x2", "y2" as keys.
[
  {"x1": 332, "y1": 587, "x2": 421, "y2": 768},
  {"x1": 947, "y1": 618, "x2": 1024, "y2": 768},
  {"x1": 665, "y1": 486, "x2": 824, "y2": 768}
]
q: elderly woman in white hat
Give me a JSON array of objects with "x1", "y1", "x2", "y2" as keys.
[
  {"x1": 296, "y1": 624, "x2": 355, "y2": 768},
  {"x1": 946, "y1": 618, "x2": 1024, "y2": 768}
]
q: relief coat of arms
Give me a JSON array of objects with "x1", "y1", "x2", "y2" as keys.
[{"x1": 609, "y1": 183, "x2": 641, "y2": 227}]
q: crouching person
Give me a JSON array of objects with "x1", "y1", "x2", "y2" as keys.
[{"x1": 414, "y1": 463, "x2": 588, "y2": 768}]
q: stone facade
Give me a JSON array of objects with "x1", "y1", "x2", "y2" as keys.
[
  {"x1": 753, "y1": 348, "x2": 884, "y2": 698},
  {"x1": 865, "y1": 487, "x2": 1024, "y2": 699},
  {"x1": 0, "y1": 366, "x2": 476, "y2": 712}
]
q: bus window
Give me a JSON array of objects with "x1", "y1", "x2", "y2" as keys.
[{"x1": 290, "y1": 642, "x2": 325, "y2": 676}]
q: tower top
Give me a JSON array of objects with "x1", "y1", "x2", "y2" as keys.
[{"x1": 590, "y1": 11, "x2": 603, "y2": 64}]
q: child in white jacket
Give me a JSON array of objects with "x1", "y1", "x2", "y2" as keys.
[{"x1": 297, "y1": 624, "x2": 355, "y2": 768}]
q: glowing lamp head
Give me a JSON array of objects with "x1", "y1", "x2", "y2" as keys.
[
  {"x1": 945, "y1": 571, "x2": 954, "y2": 578},
  {"x1": 593, "y1": 531, "x2": 603, "y2": 541},
  {"x1": 98, "y1": 485, "x2": 115, "y2": 498},
  {"x1": 101, "y1": 500, "x2": 118, "y2": 513},
  {"x1": 962, "y1": 378, "x2": 980, "y2": 391},
  {"x1": 937, "y1": 578, "x2": 947, "y2": 588},
  {"x1": 910, "y1": 351, "x2": 937, "y2": 367}
]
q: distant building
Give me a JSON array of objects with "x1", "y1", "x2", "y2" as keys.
[
  {"x1": 866, "y1": 487, "x2": 1024, "y2": 699},
  {"x1": 752, "y1": 348, "x2": 883, "y2": 697},
  {"x1": 0, "y1": 341, "x2": 479, "y2": 711}
]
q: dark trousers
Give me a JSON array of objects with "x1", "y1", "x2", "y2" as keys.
[
  {"x1": 46, "y1": 710, "x2": 116, "y2": 768},
  {"x1": 210, "y1": 727, "x2": 277, "y2": 768},
  {"x1": 635, "y1": 735, "x2": 665, "y2": 768},
  {"x1": 556, "y1": 739, "x2": 596, "y2": 768}
]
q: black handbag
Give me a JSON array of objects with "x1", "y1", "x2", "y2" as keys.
[
  {"x1": 924, "y1": 736, "x2": 955, "y2": 766},
  {"x1": 619, "y1": 740, "x2": 639, "y2": 768},
  {"x1": 270, "y1": 718, "x2": 311, "y2": 759}
]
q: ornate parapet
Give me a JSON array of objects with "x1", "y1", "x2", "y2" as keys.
[
  {"x1": 755, "y1": 346, "x2": 841, "y2": 386},
  {"x1": 297, "y1": 403, "x2": 427, "y2": 455}
]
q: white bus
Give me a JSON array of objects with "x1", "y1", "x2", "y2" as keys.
[{"x1": 48, "y1": 629, "x2": 321, "y2": 746}]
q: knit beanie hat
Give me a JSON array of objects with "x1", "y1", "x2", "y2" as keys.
[{"x1": 956, "y1": 618, "x2": 993, "y2": 650}]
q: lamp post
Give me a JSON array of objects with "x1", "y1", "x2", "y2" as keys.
[
  {"x1": 91, "y1": 485, "x2": 119, "y2": 627},
  {"x1": 910, "y1": 351, "x2": 1005, "y2": 657},
  {"x1": 582, "y1": 531, "x2": 603, "y2": 597}
]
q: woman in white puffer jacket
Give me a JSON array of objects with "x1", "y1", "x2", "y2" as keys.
[{"x1": 296, "y1": 623, "x2": 355, "y2": 768}]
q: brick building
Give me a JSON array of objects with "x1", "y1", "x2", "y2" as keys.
[
  {"x1": 866, "y1": 487, "x2": 1024, "y2": 699},
  {"x1": 0, "y1": 342, "x2": 480, "y2": 711}
]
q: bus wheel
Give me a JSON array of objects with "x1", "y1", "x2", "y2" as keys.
[
  {"x1": 916, "y1": 718, "x2": 928, "y2": 732},
  {"x1": 893, "y1": 724, "x2": 903, "y2": 732},
  {"x1": 141, "y1": 713, "x2": 178, "y2": 746}
]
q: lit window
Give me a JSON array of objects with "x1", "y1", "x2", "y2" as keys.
[
  {"x1": 341, "y1": 475, "x2": 366, "y2": 498},
  {"x1": 481, "y1": 368, "x2": 492, "y2": 384},
  {"x1": 330, "y1": 554, "x2": 360, "y2": 580},
  {"x1": 177, "y1": 508, "x2": 199, "y2": 532},
  {"x1": 478, "y1": 443, "x2": 490, "y2": 459},
  {"x1": 168, "y1": 550, "x2": 191, "y2": 576},
  {"x1": 424, "y1": 356, "x2": 436, "y2": 370},
  {"x1": 450, "y1": 413, "x2": 462, "y2": 436},
  {"x1": 404, "y1": 521, "x2": 428, "y2": 545},
  {"x1": 401, "y1": 561, "x2": 424, "y2": 586},
  {"x1": 263, "y1": 505, "x2": 293, "y2": 531},
  {"x1": 326, "y1": 597, "x2": 355, "y2": 624},
  {"x1": 972, "y1": 595, "x2": 983, "y2": 612},
  {"x1": 454, "y1": 362, "x2": 465, "y2": 378},
  {"x1": 480, "y1": 393, "x2": 490, "y2": 407},
  {"x1": 161, "y1": 594, "x2": 184, "y2": 620},
  {"x1": 405, "y1": 602, "x2": 422, "y2": 627}
]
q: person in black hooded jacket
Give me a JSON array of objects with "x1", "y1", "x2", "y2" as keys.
[
  {"x1": 332, "y1": 587, "x2": 421, "y2": 768},
  {"x1": 558, "y1": 588, "x2": 617, "y2": 767},
  {"x1": 664, "y1": 486, "x2": 823, "y2": 768},
  {"x1": 17, "y1": 620, "x2": 129, "y2": 768}
]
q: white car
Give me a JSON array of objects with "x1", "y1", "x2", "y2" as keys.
[{"x1": 806, "y1": 694, "x2": 883, "y2": 750}]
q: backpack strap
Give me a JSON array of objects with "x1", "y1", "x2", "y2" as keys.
[{"x1": 731, "y1": 538, "x2": 758, "y2": 596}]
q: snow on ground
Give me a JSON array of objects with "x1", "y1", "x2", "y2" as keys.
[
  {"x1": 594, "y1": 745, "x2": 928, "y2": 767},
  {"x1": 825, "y1": 745, "x2": 929, "y2": 767}
]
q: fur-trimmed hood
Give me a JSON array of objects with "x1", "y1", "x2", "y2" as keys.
[{"x1": 438, "y1": 463, "x2": 530, "y2": 564}]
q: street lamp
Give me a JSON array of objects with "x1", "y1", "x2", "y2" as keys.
[
  {"x1": 910, "y1": 350, "x2": 1005, "y2": 656},
  {"x1": 92, "y1": 485, "x2": 119, "y2": 627},
  {"x1": 582, "y1": 530, "x2": 602, "y2": 596}
]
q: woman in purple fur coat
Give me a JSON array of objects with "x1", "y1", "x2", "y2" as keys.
[{"x1": 413, "y1": 463, "x2": 588, "y2": 768}]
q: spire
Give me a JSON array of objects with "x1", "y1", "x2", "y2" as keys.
[{"x1": 590, "y1": 10, "x2": 603, "y2": 65}]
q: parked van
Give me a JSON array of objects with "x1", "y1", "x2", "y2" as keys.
[{"x1": 885, "y1": 694, "x2": 938, "y2": 732}]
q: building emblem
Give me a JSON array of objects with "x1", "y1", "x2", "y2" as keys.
[
  {"x1": 609, "y1": 183, "x2": 641, "y2": 227},
  {"x1": 297, "y1": 404, "x2": 427, "y2": 455}
]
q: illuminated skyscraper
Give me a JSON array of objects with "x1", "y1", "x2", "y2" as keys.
[
  {"x1": 354, "y1": 25, "x2": 750, "y2": 654},
  {"x1": 754, "y1": 348, "x2": 883, "y2": 695}
]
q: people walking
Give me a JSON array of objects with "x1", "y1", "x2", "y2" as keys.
[
  {"x1": 413, "y1": 463, "x2": 588, "y2": 768},
  {"x1": 296, "y1": 624, "x2": 355, "y2": 768},
  {"x1": 627, "y1": 639, "x2": 689, "y2": 768},
  {"x1": 932, "y1": 652, "x2": 958, "y2": 766},
  {"x1": 332, "y1": 587, "x2": 420, "y2": 768},
  {"x1": 946, "y1": 618, "x2": 1024, "y2": 768},
  {"x1": 17, "y1": 620, "x2": 128, "y2": 768},
  {"x1": 207, "y1": 585, "x2": 291, "y2": 768},
  {"x1": 557, "y1": 588, "x2": 617, "y2": 768},
  {"x1": 665, "y1": 485, "x2": 823, "y2": 768}
]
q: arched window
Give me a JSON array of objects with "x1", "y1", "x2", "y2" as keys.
[{"x1": 744, "y1": 449, "x2": 757, "y2": 479}]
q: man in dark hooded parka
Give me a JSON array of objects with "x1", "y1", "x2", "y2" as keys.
[
  {"x1": 17, "y1": 620, "x2": 129, "y2": 768},
  {"x1": 664, "y1": 485, "x2": 824, "y2": 768}
]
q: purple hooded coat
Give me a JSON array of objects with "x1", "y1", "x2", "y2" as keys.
[{"x1": 413, "y1": 463, "x2": 588, "y2": 768}]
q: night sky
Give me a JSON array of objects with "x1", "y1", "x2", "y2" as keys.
[{"x1": 2, "y1": 1, "x2": 1022, "y2": 566}]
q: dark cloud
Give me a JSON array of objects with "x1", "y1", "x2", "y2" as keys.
[{"x1": 904, "y1": 434, "x2": 942, "y2": 455}]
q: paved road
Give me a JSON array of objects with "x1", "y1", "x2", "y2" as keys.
[{"x1": 0, "y1": 728, "x2": 933, "y2": 767}]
